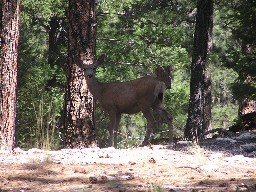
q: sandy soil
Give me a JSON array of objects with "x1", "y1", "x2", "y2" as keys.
[{"x1": 1, "y1": 133, "x2": 256, "y2": 192}]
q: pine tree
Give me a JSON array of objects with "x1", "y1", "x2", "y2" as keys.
[
  {"x1": 185, "y1": 0, "x2": 213, "y2": 142},
  {"x1": 0, "y1": 0, "x2": 21, "y2": 150},
  {"x1": 62, "y1": 0, "x2": 97, "y2": 148}
]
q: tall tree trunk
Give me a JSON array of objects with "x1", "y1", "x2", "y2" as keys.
[
  {"x1": 48, "y1": 17, "x2": 61, "y2": 68},
  {"x1": 48, "y1": 16, "x2": 67, "y2": 68},
  {"x1": 0, "y1": 0, "x2": 21, "y2": 151},
  {"x1": 62, "y1": 0, "x2": 97, "y2": 148},
  {"x1": 184, "y1": 0, "x2": 213, "y2": 142}
]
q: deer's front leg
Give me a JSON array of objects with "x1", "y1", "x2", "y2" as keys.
[
  {"x1": 141, "y1": 109, "x2": 157, "y2": 146},
  {"x1": 108, "y1": 113, "x2": 115, "y2": 147},
  {"x1": 114, "y1": 113, "x2": 121, "y2": 148},
  {"x1": 108, "y1": 112, "x2": 121, "y2": 148}
]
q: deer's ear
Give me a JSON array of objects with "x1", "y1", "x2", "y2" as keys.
[{"x1": 96, "y1": 54, "x2": 105, "y2": 66}]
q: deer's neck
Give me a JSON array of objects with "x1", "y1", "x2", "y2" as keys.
[{"x1": 87, "y1": 77, "x2": 102, "y2": 99}]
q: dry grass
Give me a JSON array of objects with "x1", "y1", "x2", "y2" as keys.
[{"x1": 0, "y1": 145, "x2": 256, "y2": 191}]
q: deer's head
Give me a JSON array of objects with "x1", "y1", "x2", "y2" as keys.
[{"x1": 76, "y1": 54, "x2": 105, "y2": 80}]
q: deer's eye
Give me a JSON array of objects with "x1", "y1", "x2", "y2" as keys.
[{"x1": 87, "y1": 74, "x2": 93, "y2": 78}]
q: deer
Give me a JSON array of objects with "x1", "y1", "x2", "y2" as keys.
[{"x1": 77, "y1": 54, "x2": 173, "y2": 148}]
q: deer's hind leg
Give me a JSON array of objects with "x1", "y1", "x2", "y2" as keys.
[
  {"x1": 154, "y1": 106, "x2": 173, "y2": 143},
  {"x1": 141, "y1": 108, "x2": 157, "y2": 146}
]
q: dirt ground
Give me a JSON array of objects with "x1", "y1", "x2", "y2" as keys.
[{"x1": 1, "y1": 133, "x2": 256, "y2": 192}]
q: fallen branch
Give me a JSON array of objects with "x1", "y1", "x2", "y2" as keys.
[
  {"x1": 203, "y1": 128, "x2": 232, "y2": 137},
  {"x1": 177, "y1": 166, "x2": 202, "y2": 173}
]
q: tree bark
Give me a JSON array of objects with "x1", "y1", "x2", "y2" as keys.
[
  {"x1": 48, "y1": 17, "x2": 61, "y2": 67},
  {"x1": 48, "y1": 16, "x2": 67, "y2": 68},
  {"x1": 184, "y1": 0, "x2": 213, "y2": 142},
  {"x1": 62, "y1": 0, "x2": 97, "y2": 148},
  {"x1": 0, "y1": 0, "x2": 21, "y2": 151}
]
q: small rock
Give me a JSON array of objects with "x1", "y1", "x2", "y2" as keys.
[
  {"x1": 127, "y1": 174, "x2": 135, "y2": 180},
  {"x1": 219, "y1": 182, "x2": 229, "y2": 187},
  {"x1": 89, "y1": 176, "x2": 97, "y2": 184},
  {"x1": 100, "y1": 175, "x2": 108, "y2": 181},
  {"x1": 128, "y1": 161, "x2": 136, "y2": 165},
  {"x1": 149, "y1": 157, "x2": 156, "y2": 163}
]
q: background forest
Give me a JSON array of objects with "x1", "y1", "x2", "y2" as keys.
[{"x1": 15, "y1": 0, "x2": 255, "y2": 149}]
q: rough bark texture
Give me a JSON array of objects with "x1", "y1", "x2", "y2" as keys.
[
  {"x1": 48, "y1": 17, "x2": 61, "y2": 67},
  {"x1": 48, "y1": 16, "x2": 67, "y2": 68},
  {"x1": 184, "y1": 0, "x2": 213, "y2": 142},
  {"x1": 62, "y1": 0, "x2": 97, "y2": 148},
  {"x1": 0, "y1": 0, "x2": 21, "y2": 151}
]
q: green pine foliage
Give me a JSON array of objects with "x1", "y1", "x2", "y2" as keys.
[
  {"x1": 221, "y1": 1, "x2": 256, "y2": 100},
  {"x1": 16, "y1": 0, "x2": 66, "y2": 149}
]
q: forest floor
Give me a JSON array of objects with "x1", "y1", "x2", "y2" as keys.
[{"x1": 1, "y1": 132, "x2": 256, "y2": 192}]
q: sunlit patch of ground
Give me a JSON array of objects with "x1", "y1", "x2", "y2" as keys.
[{"x1": 1, "y1": 139, "x2": 256, "y2": 192}]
